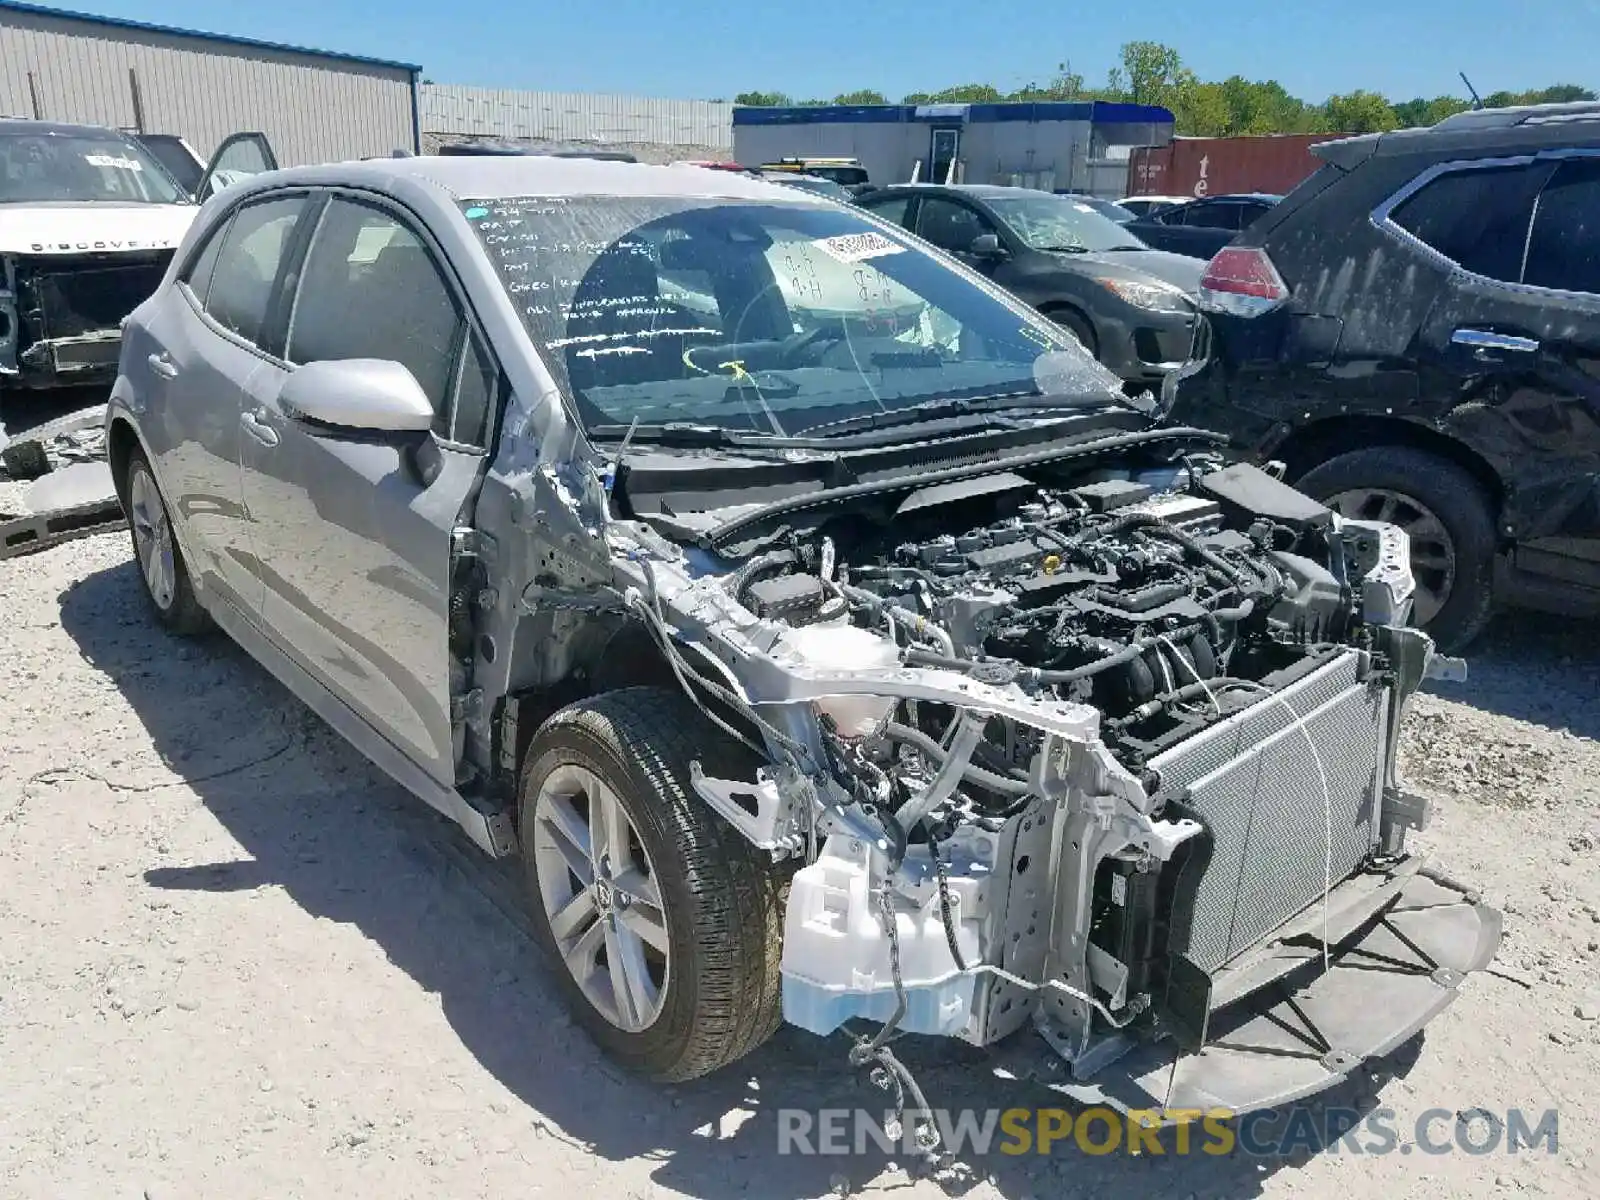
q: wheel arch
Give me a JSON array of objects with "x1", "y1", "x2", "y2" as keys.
[
  {"x1": 1036, "y1": 300, "x2": 1099, "y2": 355},
  {"x1": 496, "y1": 617, "x2": 768, "y2": 811},
  {"x1": 1273, "y1": 416, "x2": 1506, "y2": 515},
  {"x1": 105, "y1": 414, "x2": 144, "y2": 507}
]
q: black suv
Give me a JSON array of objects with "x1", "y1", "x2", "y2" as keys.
[{"x1": 1166, "y1": 102, "x2": 1600, "y2": 650}]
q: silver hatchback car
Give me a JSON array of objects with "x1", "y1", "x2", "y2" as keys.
[{"x1": 107, "y1": 148, "x2": 1496, "y2": 1132}]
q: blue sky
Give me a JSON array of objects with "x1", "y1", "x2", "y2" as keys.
[{"x1": 70, "y1": 0, "x2": 1600, "y2": 103}]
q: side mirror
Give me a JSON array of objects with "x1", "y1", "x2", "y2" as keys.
[
  {"x1": 968, "y1": 233, "x2": 1006, "y2": 259},
  {"x1": 279, "y1": 359, "x2": 435, "y2": 434}
]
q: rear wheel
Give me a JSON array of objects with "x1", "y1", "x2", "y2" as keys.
[
  {"x1": 518, "y1": 687, "x2": 788, "y2": 1082},
  {"x1": 1295, "y1": 445, "x2": 1497, "y2": 651},
  {"x1": 124, "y1": 448, "x2": 210, "y2": 636}
]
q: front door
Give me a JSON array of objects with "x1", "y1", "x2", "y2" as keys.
[
  {"x1": 195, "y1": 131, "x2": 279, "y2": 203},
  {"x1": 929, "y1": 127, "x2": 960, "y2": 185},
  {"x1": 239, "y1": 193, "x2": 501, "y2": 784},
  {"x1": 1413, "y1": 154, "x2": 1600, "y2": 588}
]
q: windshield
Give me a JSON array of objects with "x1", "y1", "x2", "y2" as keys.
[
  {"x1": 0, "y1": 129, "x2": 186, "y2": 205},
  {"x1": 986, "y1": 194, "x2": 1147, "y2": 252},
  {"x1": 464, "y1": 195, "x2": 1121, "y2": 436}
]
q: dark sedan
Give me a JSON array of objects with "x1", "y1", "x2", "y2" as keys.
[
  {"x1": 856, "y1": 184, "x2": 1203, "y2": 386},
  {"x1": 1122, "y1": 193, "x2": 1282, "y2": 260}
]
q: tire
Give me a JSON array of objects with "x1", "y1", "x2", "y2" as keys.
[
  {"x1": 518, "y1": 687, "x2": 788, "y2": 1082},
  {"x1": 1042, "y1": 306, "x2": 1099, "y2": 359},
  {"x1": 123, "y1": 447, "x2": 211, "y2": 636},
  {"x1": 1294, "y1": 446, "x2": 1497, "y2": 652}
]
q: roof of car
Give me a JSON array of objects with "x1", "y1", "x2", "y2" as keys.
[
  {"x1": 866, "y1": 183, "x2": 1057, "y2": 198},
  {"x1": 0, "y1": 117, "x2": 135, "y2": 138},
  {"x1": 261, "y1": 154, "x2": 834, "y2": 203}
]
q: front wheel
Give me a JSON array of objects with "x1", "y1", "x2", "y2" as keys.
[
  {"x1": 518, "y1": 687, "x2": 788, "y2": 1082},
  {"x1": 1295, "y1": 446, "x2": 1497, "y2": 652},
  {"x1": 1042, "y1": 307, "x2": 1099, "y2": 359}
]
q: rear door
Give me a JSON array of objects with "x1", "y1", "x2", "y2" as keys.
[
  {"x1": 136, "y1": 190, "x2": 314, "y2": 614},
  {"x1": 1402, "y1": 154, "x2": 1600, "y2": 587},
  {"x1": 239, "y1": 192, "x2": 503, "y2": 784}
]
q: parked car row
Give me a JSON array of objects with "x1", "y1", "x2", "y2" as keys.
[
  {"x1": 852, "y1": 183, "x2": 1203, "y2": 388},
  {"x1": 10, "y1": 104, "x2": 1600, "y2": 656}
]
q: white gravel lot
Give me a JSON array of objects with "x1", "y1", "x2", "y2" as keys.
[{"x1": 1, "y1": 520, "x2": 1597, "y2": 1198}]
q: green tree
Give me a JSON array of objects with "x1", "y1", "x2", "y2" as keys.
[
  {"x1": 833, "y1": 89, "x2": 889, "y2": 105},
  {"x1": 1174, "y1": 78, "x2": 1231, "y2": 136},
  {"x1": 1323, "y1": 90, "x2": 1400, "y2": 132},
  {"x1": 1392, "y1": 95, "x2": 1471, "y2": 127},
  {"x1": 1533, "y1": 84, "x2": 1598, "y2": 102},
  {"x1": 906, "y1": 83, "x2": 1004, "y2": 103},
  {"x1": 1107, "y1": 41, "x2": 1186, "y2": 107},
  {"x1": 733, "y1": 91, "x2": 790, "y2": 107}
]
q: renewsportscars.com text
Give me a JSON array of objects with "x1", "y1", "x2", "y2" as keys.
[{"x1": 777, "y1": 1106, "x2": 1560, "y2": 1159}]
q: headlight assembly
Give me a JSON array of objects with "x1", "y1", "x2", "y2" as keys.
[{"x1": 1097, "y1": 276, "x2": 1193, "y2": 314}]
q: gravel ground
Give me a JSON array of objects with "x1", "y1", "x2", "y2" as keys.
[{"x1": 1, "y1": 524, "x2": 1597, "y2": 1199}]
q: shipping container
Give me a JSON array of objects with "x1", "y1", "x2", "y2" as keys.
[{"x1": 1126, "y1": 133, "x2": 1334, "y2": 201}]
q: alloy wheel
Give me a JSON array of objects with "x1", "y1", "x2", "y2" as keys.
[
  {"x1": 530, "y1": 764, "x2": 671, "y2": 1032},
  {"x1": 129, "y1": 466, "x2": 177, "y2": 611}
]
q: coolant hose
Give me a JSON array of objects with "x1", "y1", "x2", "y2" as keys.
[
  {"x1": 883, "y1": 722, "x2": 1031, "y2": 796},
  {"x1": 894, "y1": 715, "x2": 985, "y2": 832}
]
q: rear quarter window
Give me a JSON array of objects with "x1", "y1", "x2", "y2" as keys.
[{"x1": 1386, "y1": 162, "x2": 1553, "y2": 282}]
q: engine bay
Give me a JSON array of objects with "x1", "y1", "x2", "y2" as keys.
[
  {"x1": 604, "y1": 445, "x2": 1438, "y2": 1130},
  {"x1": 729, "y1": 459, "x2": 1381, "y2": 775}
]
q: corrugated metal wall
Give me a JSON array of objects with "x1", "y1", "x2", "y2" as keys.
[
  {"x1": 422, "y1": 85, "x2": 732, "y2": 152},
  {"x1": 0, "y1": 9, "x2": 415, "y2": 164}
]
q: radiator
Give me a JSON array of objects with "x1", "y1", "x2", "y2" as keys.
[{"x1": 1147, "y1": 650, "x2": 1388, "y2": 974}]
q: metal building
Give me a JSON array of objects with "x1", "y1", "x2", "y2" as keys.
[
  {"x1": 0, "y1": 0, "x2": 421, "y2": 165},
  {"x1": 422, "y1": 85, "x2": 733, "y2": 164},
  {"x1": 732, "y1": 101, "x2": 1175, "y2": 197}
]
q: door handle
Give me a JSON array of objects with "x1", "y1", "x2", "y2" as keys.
[
  {"x1": 147, "y1": 352, "x2": 179, "y2": 379},
  {"x1": 1452, "y1": 329, "x2": 1540, "y2": 355},
  {"x1": 240, "y1": 410, "x2": 279, "y2": 447}
]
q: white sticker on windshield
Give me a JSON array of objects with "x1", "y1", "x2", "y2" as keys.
[
  {"x1": 84, "y1": 154, "x2": 143, "y2": 171},
  {"x1": 811, "y1": 231, "x2": 905, "y2": 263}
]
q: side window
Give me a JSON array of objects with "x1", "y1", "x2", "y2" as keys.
[
  {"x1": 915, "y1": 197, "x2": 993, "y2": 253},
  {"x1": 1387, "y1": 162, "x2": 1552, "y2": 283},
  {"x1": 287, "y1": 198, "x2": 466, "y2": 436},
  {"x1": 1523, "y1": 158, "x2": 1600, "y2": 295},
  {"x1": 449, "y1": 330, "x2": 500, "y2": 446},
  {"x1": 204, "y1": 196, "x2": 305, "y2": 346},
  {"x1": 1182, "y1": 203, "x2": 1240, "y2": 230},
  {"x1": 859, "y1": 194, "x2": 912, "y2": 229},
  {"x1": 180, "y1": 214, "x2": 232, "y2": 306}
]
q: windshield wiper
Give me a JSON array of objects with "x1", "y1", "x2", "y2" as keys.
[
  {"x1": 1035, "y1": 244, "x2": 1090, "y2": 254},
  {"x1": 1101, "y1": 244, "x2": 1152, "y2": 252},
  {"x1": 588, "y1": 422, "x2": 802, "y2": 448},
  {"x1": 796, "y1": 391, "x2": 1113, "y2": 438}
]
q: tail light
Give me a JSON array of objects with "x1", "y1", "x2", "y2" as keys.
[{"x1": 1198, "y1": 247, "x2": 1290, "y2": 317}]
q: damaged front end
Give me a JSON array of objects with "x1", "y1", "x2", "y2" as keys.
[
  {"x1": 605, "y1": 455, "x2": 1499, "y2": 1124},
  {"x1": 1, "y1": 250, "x2": 172, "y2": 388}
]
